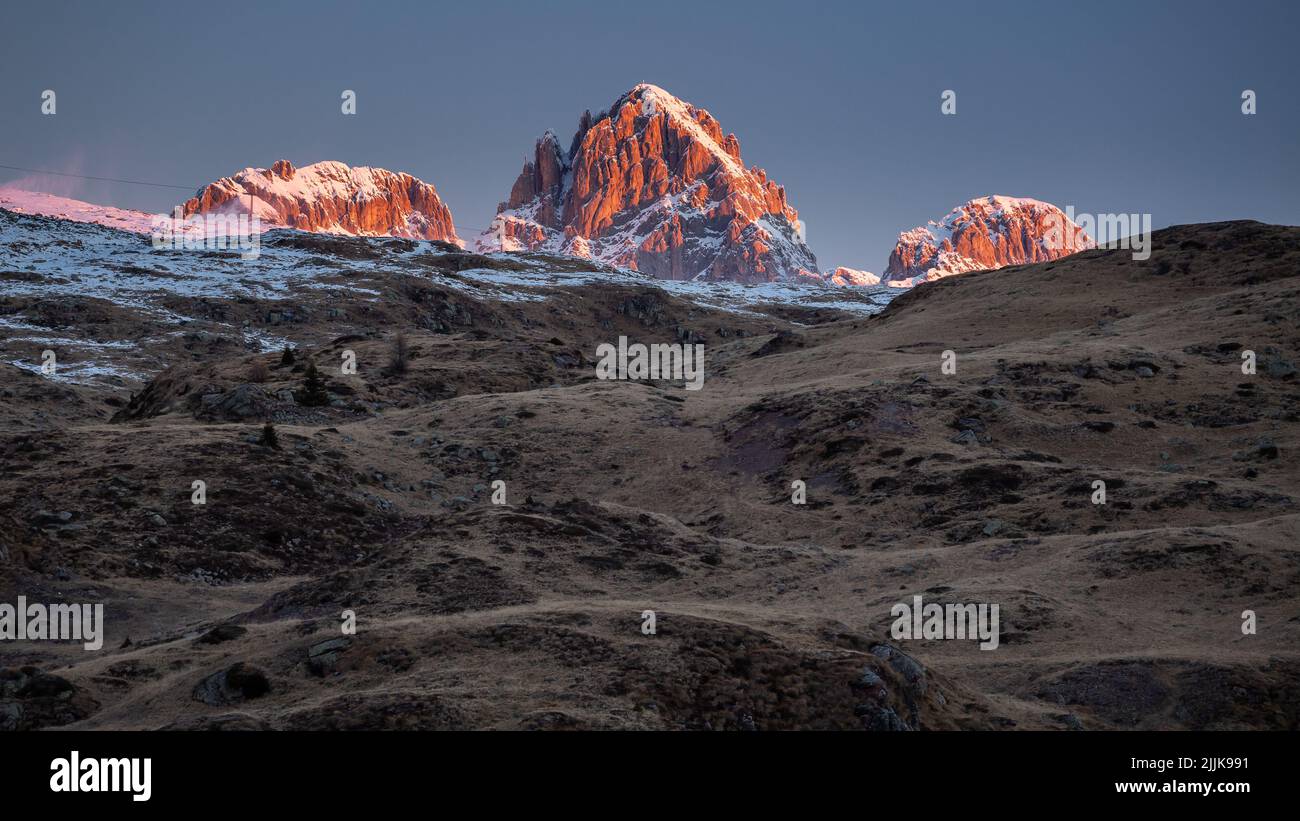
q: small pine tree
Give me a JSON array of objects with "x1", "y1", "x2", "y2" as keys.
[
  {"x1": 280, "y1": 345, "x2": 296, "y2": 367},
  {"x1": 296, "y1": 362, "x2": 330, "y2": 407},
  {"x1": 260, "y1": 422, "x2": 279, "y2": 449}
]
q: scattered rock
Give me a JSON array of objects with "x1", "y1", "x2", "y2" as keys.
[
  {"x1": 196, "y1": 384, "x2": 273, "y2": 422},
  {"x1": 0, "y1": 667, "x2": 96, "y2": 730},
  {"x1": 195, "y1": 624, "x2": 248, "y2": 645},
  {"x1": 870, "y1": 644, "x2": 928, "y2": 698},
  {"x1": 192, "y1": 663, "x2": 272, "y2": 706},
  {"x1": 307, "y1": 637, "x2": 353, "y2": 677},
  {"x1": 854, "y1": 703, "x2": 910, "y2": 731},
  {"x1": 951, "y1": 429, "x2": 979, "y2": 446}
]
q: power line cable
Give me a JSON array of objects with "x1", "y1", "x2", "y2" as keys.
[
  {"x1": 0, "y1": 161, "x2": 508, "y2": 235},
  {"x1": 0, "y1": 163, "x2": 199, "y2": 191}
]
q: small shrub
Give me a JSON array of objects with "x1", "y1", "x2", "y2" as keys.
[
  {"x1": 248, "y1": 358, "x2": 270, "y2": 383},
  {"x1": 387, "y1": 332, "x2": 410, "y2": 376},
  {"x1": 260, "y1": 422, "x2": 279, "y2": 449}
]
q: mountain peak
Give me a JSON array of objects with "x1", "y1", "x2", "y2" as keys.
[
  {"x1": 479, "y1": 86, "x2": 816, "y2": 282},
  {"x1": 885, "y1": 195, "x2": 1093, "y2": 284},
  {"x1": 622, "y1": 83, "x2": 690, "y2": 112},
  {"x1": 626, "y1": 82, "x2": 673, "y2": 100},
  {"x1": 183, "y1": 160, "x2": 460, "y2": 243}
]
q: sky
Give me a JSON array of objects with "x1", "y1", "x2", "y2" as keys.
[{"x1": 1, "y1": 0, "x2": 1297, "y2": 272}]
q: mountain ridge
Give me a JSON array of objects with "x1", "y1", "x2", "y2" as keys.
[
  {"x1": 182, "y1": 159, "x2": 461, "y2": 243},
  {"x1": 883, "y1": 195, "x2": 1093, "y2": 285}
]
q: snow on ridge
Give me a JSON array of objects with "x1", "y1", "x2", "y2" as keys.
[
  {"x1": 0, "y1": 188, "x2": 161, "y2": 235},
  {"x1": 1, "y1": 207, "x2": 897, "y2": 318},
  {"x1": 0, "y1": 206, "x2": 900, "y2": 389},
  {"x1": 217, "y1": 161, "x2": 399, "y2": 206}
]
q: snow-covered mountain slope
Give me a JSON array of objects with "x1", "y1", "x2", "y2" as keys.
[
  {"x1": 884, "y1": 195, "x2": 1093, "y2": 284},
  {"x1": 0, "y1": 188, "x2": 162, "y2": 235},
  {"x1": 477, "y1": 83, "x2": 818, "y2": 284},
  {"x1": 183, "y1": 159, "x2": 461, "y2": 243},
  {"x1": 0, "y1": 207, "x2": 892, "y2": 386}
]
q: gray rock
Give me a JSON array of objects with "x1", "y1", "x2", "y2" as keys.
[
  {"x1": 850, "y1": 668, "x2": 888, "y2": 700},
  {"x1": 1265, "y1": 358, "x2": 1296, "y2": 379},
  {"x1": 307, "y1": 637, "x2": 352, "y2": 677},
  {"x1": 955, "y1": 417, "x2": 985, "y2": 433},
  {"x1": 197, "y1": 384, "x2": 272, "y2": 422},
  {"x1": 871, "y1": 644, "x2": 928, "y2": 697},
  {"x1": 854, "y1": 704, "x2": 910, "y2": 731},
  {"x1": 195, "y1": 624, "x2": 247, "y2": 645},
  {"x1": 0, "y1": 668, "x2": 91, "y2": 730},
  {"x1": 30, "y1": 510, "x2": 74, "y2": 527},
  {"x1": 0, "y1": 701, "x2": 22, "y2": 732},
  {"x1": 1055, "y1": 713, "x2": 1085, "y2": 730},
  {"x1": 192, "y1": 663, "x2": 271, "y2": 706},
  {"x1": 951, "y1": 429, "x2": 979, "y2": 446},
  {"x1": 1253, "y1": 439, "x2": 1279, "y2": 460}
]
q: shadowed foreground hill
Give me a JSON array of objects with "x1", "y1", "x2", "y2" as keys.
[{"x1": 2, "y1": 220, "x2": 1298, "y2": 730}]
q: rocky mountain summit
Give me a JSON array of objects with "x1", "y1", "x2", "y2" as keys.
[
  {"x1": 884, "y1": 195, "x2": 1092, "y2": 284},
  {"x1": 477, "y1": 84, "x2": 818, "y2": 283},
  {"x1": 183, "y1": 160, "x2": 460, "y2": 243}
]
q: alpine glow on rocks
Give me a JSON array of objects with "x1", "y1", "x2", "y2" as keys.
[
  {"x1": 477, "y1": 83, "x2": 819, "y2": 284},
  {"x1": 183, "y1": 159, "x2": 461, "y2": 244},
  {"x1": 883, "y1": 195, "x2": 1094, "y2": 285}
]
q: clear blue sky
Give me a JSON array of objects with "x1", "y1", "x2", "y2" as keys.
[{"x1": 2, "y1": 0, "x2": 1296, "y2": 271}]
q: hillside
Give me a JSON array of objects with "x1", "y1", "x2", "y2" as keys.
[{"x1": 1, "y1": 219, "x2": 1297, "y2": 730}]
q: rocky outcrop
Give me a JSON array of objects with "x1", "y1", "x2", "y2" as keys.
[
  {"x1": 884, "y1": 195, "x2": 1092, "y2": 285},
  {"x1": 183, "y1": 160, "x2": 460, "y2": 243},
  {"x1": 826, "y1": 267, "x2": 881, "y2": 286},
  {"x1": 478, "y1": 84, "x2": 818, "y2": 283}
]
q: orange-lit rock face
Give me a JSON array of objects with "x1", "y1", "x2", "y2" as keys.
[
  {"x1": 183, "y1": 160, "x2": 460, "y2": 243},
  {"x1": 480, "y1": 84, "x2": 817, "y2": 283},
  {"x1": 884, "y1": 196, "x2": 1093, "y2": 284},
  {"x1": 827, "y1": 267, "x2": 881, "y2": 286}
]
